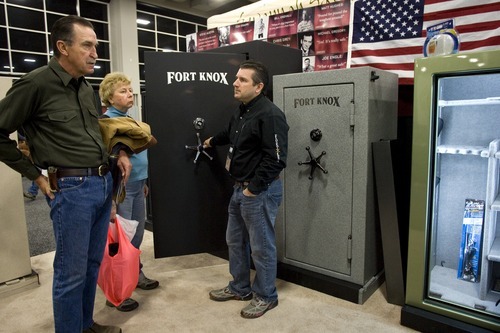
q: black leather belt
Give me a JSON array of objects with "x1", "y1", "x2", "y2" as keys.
[
  {"x1": 235, "y1": 176, "x2": 279, "y2": 187},
  {"x1": 235, "y1": 181, "x2": 250, "y2": 187},
  {"x1": 48, "y1": 164, "x2": 110, "y2": 178}
]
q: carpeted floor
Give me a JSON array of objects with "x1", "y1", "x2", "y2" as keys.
[
  {"x1": 11, "y1": 177, "x2": 417, "y2": 332},
  {"x1": 1, "y1": 231, "x2": 417, "y2": 332},
  {"x1": 21, "y1": 177, "x2": 54, "y2": 257}
]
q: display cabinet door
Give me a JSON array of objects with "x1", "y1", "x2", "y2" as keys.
[
  {"x1": 281, "y1": 84, "x2": 354, "y2": 276},
  {"x1": 427, "y1": 73, "x2": 500, "y2": 319}
]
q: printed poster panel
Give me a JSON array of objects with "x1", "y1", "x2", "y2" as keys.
[
  {"x1": 270, "y1": 34, "x2": 298, "y2": 49},
  {"x1": 267, "y1": 11, "x2": 298, "y2": 38},
  {"x1": 197, "y1": 28, "x2": 219, "y2": 51},
  {"x1": 230, "y1": 22, "x2": 255, "y2": 45},
  {"x1": 254, "y1": 16, "x2": 269, "y2": 40},
  {"x1": 314, "y1": 0, "x2": 350, "y2": 30},
  {"x1": 199, "y1": 2, "x2": 351, "y2": 73},
  {"x1": 314, "y1": 53, "x2": 348, "y2": 71},
  {"x1": 314, "y1": 26, "x2": 349, "y2": 55}
]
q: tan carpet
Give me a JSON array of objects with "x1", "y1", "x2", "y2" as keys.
[{"x1": 0, "y1": 231, "x2": 417, "y2": 332}]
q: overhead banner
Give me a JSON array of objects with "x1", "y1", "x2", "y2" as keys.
[
  {"x1": 203, "y1": 0, "x2": 500, "y2": 85},
  {"x1": 188, "y1": 0, "x2": 350, "y2": 74}
]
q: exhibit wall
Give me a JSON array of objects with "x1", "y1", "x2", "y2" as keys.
[{"x1": 192, "y1": 0, "x2": 500, "y2": 85}]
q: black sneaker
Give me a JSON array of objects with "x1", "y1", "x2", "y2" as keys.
[
  {"x1": 136, "y1": 273, "x2": 159, "y2": 290},
  {"x1": 23, "y1": 192, "x2": 36, "y2": 200},
  {"x1": 106, "y1": 298, "x2": 139, "y2": 312},
  {"x1": 83, "y1": 322, "x2": 122, "y2": 333},
  {"x1": 240, "y1": 296, "x2": 278, "y2": 318},
  {"x1": 209, "y1": 286, "x2": 252, "y2": 302}
]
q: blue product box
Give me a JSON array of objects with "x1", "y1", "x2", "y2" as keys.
[{"x1": 457, "y1": 199, "x2": 485, "y2": 283}]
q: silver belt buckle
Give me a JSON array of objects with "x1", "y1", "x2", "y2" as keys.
[{"x1": 98, "y1": 164, "x2": 106, "y2": 176}]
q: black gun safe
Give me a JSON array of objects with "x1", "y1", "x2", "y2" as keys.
[
  {"x1": 144, "y1": 42, "x2": 301, "y2": 258},
  {"x1": 273, "y1": 67, "x2": 399, "y2": 303}
]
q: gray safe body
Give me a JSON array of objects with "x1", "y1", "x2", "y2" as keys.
[{"x1": 273, "y1": 67, "x2": 398, "y2": 292}]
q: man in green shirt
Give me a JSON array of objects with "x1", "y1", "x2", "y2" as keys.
[{"x1": 0, "y1": 15, "x2": 131, "y2": 333}]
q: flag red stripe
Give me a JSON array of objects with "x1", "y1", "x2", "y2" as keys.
[
  {"x1": 423, "y1": 0, "x2": 452, "y2": 5},
  {"x1": 351, "y1": 62, "x2": 415, "y2": 71},
  {"x1": 455, "y1": 21, "x2": 500, "y2": 34},
  {"x1": 399, "y1": 77, "x2": 414, "y2": 85},
  {"x1": 424, "y1": 3, "x2": 500, "y2": 22},
  {"x1": 350, "y1": 64, "x2": 416, "y2": 84},
  {"x1": 352, "y1": 45, "x2": 423, "y2": 58},
  {"x1": 460, "y1": 35, "x2": 500, "y2": 50}
]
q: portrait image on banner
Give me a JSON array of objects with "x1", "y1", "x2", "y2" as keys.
[
  {"x1": 297, "y1": 7, "x2": 315, "y2": 32},
  {"x1": 186, "y1": 32, "x2": 197, "y2": 52},
  {"x1": 303, "y1": 56, "x2": 315, "y2": 73},
  {"x1": 230, "y1": 22, "x2": 255, "y2": 45},
  {"x1": 254, "y1": 16, "x2": 269, "y2": 40},
  {"x1": 298, "y1": 31, "x2": 315, "y2": 57},
  {"x1": 217, "y1": 26, "x2": 230, "y2": 47}
]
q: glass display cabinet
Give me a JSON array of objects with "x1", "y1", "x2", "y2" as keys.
[{"x1": 402, "y1": 49, "x2": 500, "y2": 332}]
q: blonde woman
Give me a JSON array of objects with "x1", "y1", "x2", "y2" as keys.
[{"x1": 99, "y1": 72, "x2": 159, "y2": 312}]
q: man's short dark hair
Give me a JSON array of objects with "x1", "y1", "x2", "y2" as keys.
[
  {"x1": 239, "y1": 60, "x2": 269, "y2": 93},
  {"x1": 301, "y1": 32, "x2": 313, "y2": 41},
  {"x1": 51, "y1": 15, "x2": 94, "y2": 58}
]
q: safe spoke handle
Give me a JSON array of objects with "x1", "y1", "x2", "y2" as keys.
[
  {"x1": 185, "y1": 132, "x2": 213, "y2": 163},
  {"x1": 298, "y1": 146, "x2": 328, "y2": 180}
]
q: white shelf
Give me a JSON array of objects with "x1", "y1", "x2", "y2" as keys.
[
  {"x1": 438, "y1": 97, "x2": 500, "y2": 107},
  {"x1": 492, "y1": 194, "x2": 500, "y2": 211},
  {"x1": 436, "y1": 145, "x2": 488, "y2": 156},
  {"x1": 487, "y1": 237, "x2": 500, "y2": 262}
]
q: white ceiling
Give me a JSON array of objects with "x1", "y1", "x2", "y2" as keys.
[{"x1": 140, "y1": 0, "x2": 259, "y2": 19}]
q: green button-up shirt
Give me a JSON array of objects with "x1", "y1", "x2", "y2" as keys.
[{"x1": 0, "y1": 57, "x2": 108, "y2": 180}]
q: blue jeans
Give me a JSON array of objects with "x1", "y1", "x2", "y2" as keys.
[
  {"x1": 227, "y1": 178, "x2": 282, "y2": 302},
  {"x1": 117, "y1": 179, "x2": 146, "y2": 271},
  {"x1": 27, "y1": 181, "x2": 39, "y2": 195},
  {"x1": 47, "y1": 173, "x2": 113, "y2": 333}
]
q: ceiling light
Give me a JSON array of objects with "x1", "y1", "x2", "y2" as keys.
[{"x1": 137, "y1": 19, "x2": 151, "y2": 26}]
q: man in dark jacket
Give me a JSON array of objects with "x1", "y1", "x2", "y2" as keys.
[{"x1": 204, "y1": 60, "x2": 289, "y2": 319}]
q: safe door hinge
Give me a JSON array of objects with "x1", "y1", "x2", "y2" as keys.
[
  {"x1": 349, "y1": 99, "x2": 355, "y2": 129},
  {"x1": 347, "y1": 234, "x2": 352, "y2": 262}
]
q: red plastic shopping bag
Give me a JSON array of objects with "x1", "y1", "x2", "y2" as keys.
[{"x1": 98, "y1": 216, "x2": 141, "y2": 306}]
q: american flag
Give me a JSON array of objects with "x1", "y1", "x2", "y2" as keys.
[{"x1": 350, "y1": 0, "x2": 500, "y2": 84}]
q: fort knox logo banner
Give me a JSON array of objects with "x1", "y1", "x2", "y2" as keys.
[
  {"x1": 293, "y1": 96, "x2": 341, "y2": 108},
  {"x1": 166, "y1": 71, "x2": 229, "y2": 85}
]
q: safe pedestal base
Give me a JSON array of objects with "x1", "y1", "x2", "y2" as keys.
[
  {"x1": 0, "y1": 270, "x2": 39, "y2": 298},
  {"x1": 401, "y1": 305, "x2": 496, "y2": 333},
  {"x1": 277, "y1": 263, "x2": 384, "y2": 304}
]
